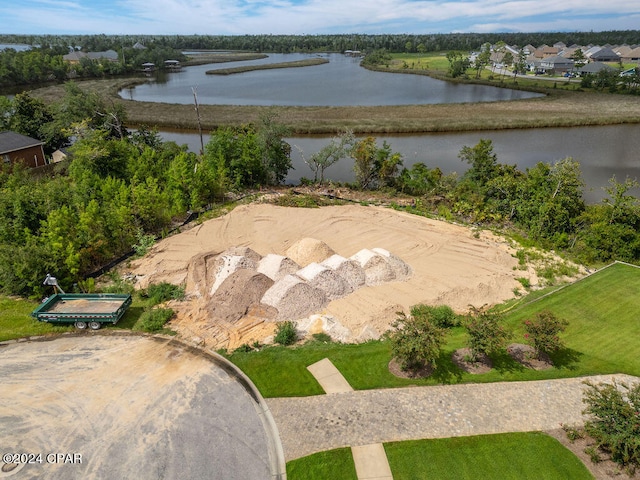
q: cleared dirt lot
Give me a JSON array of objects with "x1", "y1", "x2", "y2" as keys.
[{"x1": 0, "y1": 335, "x2": 274, "y2": 480}]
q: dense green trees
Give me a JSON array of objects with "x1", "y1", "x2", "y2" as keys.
[{"x1": 0, "y1": 86, "x2": 293, "y2": 296}]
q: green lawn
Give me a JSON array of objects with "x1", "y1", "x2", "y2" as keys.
[
  {"x1": 0, "y1": 296, "x2": 73, "y2": 341},
  {"x1": 286, "y1": 433, "x2": 593, "y2": 480},
  {"x1": 229, "y1": 262, "x2": 640, "y2": 398},
  {"x1": 287, "y1": 447, "x2": 357, "y2": 480},
  {"x1": 385, "y1": 432, "x2": 593, "y2": 480}
]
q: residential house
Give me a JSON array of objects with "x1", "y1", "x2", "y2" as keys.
[
  {"x1": 63, "y1": 49, "x2": 119, "y2": 64},
  {"x1": 621, "y1": 47, "x2": 640, "y2": 62},
  {"x1": 0, "y1": 131, "x2": 47, "y2": 168},
  {"x1": 579, "y1": 62, "x2": 616, "y2": 75},
  {"x1": 538, "y1": 55, "x2": 575, "y2": 74},
  {"x1": 87, "y1": 50, "x2": 118, "y2": 62},
  {"x1": 590, "y1": 47, "x2": 620, "y2": 63}
]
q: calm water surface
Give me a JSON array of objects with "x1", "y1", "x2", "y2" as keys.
[
  {"x1": 159, "y1": 124, "x2": 640, "y2": 203},
  {"x1": 122, "y1": 53, "x2": 542, "y2": 106}
]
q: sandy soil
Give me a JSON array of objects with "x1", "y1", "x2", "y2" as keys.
[{"x1": 127, "y1": 204, "x2": 538, "y2": 349}]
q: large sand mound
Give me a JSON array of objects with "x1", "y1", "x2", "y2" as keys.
[
  {"x1": 129, "y1": 203, "x2": 539, "y2": 345},
  {"x1": 285, "y1": 237, "x2": 335, "y2": 267}
]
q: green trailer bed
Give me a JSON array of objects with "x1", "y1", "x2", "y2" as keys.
[{"x1": 31, "y1": 293, "x2": 132, "y2": 330}]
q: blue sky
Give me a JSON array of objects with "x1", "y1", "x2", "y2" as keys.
[{"x1": 1, "y1": 0, "x2": 639, "y2": 35}]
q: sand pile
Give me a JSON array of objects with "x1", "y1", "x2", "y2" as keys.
[
  {"x1": 209, "y1": 253, "x2": 259, "y2": 295},
  {"x1": 372, "y1": 247, "x2": 411, "y2": 280},
  {"x1": 180, "y1": 241, "x2": 406, "y2": 328},
  {"x1": 261, "y1": 274, "x2": 328, "y2": 320},
  {"x1": 296, "y1": 263, "x2": 351, "y2": 300},
  {"x1": 257, "y1": 254, "x2": 300, "y2": 281},
  {"x1": 208, "y1": 269, "x2": 274, "y2": 323},
  {"x1": 321, "y1": 254, "x2": 366, "y2": 291},
  {"x1": 350, "y1": 249, "x2": 397, "y2": 286},
  {"x1": 285, "y1": 238, "x2": 335, "y2": 267},
  {"x1": 127, "y1": 203, "x2": 546, "y2": 346},
  {"x1": 185, "y1": 251, "x2": 221, "y2": 298}
]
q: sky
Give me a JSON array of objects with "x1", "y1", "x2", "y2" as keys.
[{"x1": 1, "y1": 0, "x2": 639, "y2": 36}]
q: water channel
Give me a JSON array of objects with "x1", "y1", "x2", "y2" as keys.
[
  {"x1": 159, "y1": 125, "x2": 640, "y2": 203},
  {"x1": 123, "y1": 53, "x2": 638, "y2": 202}
]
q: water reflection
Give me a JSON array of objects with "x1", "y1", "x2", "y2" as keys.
[
  {"x1": 123, "y1": 53, "x2": 542, "y2": 106},
  {"x1": 159, "y1": 124, "x2": 640, "y2": 203}
]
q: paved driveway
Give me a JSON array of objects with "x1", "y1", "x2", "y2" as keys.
[{"x1": 0, "y1": 335, "x2": 274, "y2": 480}]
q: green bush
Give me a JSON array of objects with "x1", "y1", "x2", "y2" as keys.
[
  {"x1": 411, "y1": 304, "x2": 459, "y2": 329},
  {"x1": 274, "y1": 321, "x2": 297, "y2": 346},
  {"x1": 464, "y1": 307, "x2": 511, "y2": 362},
  {"x1": 523, "y1": 310, "x2": 568, "y2": 357},
  {"x1": 135, "y1": 307, "x2": 174, "y2": 332},
  {"x1": 141, "y1": 282, "x2": 185, "y2": 306},
  {"x1": 583, "y1": 380, "x2": 640, "y2": 472},
  {"x1": 388, "y1": 308, "x2": 446, "y2": 371}
]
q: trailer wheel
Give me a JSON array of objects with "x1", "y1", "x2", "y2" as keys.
[
  {"x1": 88, "y1": 321, "x2": 101, "y2": 330},
  {"x1": 74, "y1": 321, "x2": 87, "y2": 330}
]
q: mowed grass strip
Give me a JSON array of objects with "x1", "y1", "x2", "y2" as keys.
[
  {"x1": 385, "y1": 432, "x2": 593, "y2": 480},
  {"x1": 286, "y1": 447, "x2": 357, "y2": 480},
  {"x1": 229, "y1": 262, "x2": 640, "y2": 398}
]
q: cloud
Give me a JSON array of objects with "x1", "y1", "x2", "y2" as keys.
[{"x1": 0, "y1": 0, "x2": 638, "y2": 34}]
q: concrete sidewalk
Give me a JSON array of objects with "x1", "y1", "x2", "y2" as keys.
[
  {"x1": 306, "y1": 358, "x2": 393, "y2": 480},
  {"x1": 268, "y1": 373, "x2": 639, "y2": 461}
]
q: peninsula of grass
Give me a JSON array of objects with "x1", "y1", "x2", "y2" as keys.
[
  {"x1": 206, "y1": 57, "x2": 329, "y2": 75},
  {"x1": 286, "y1": 432, "x2": 593, "y2": 480},
  {"x1": 228, "y1": 262, "x2": 640, "y2": 398}
]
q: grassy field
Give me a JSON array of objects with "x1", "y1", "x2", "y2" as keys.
[
  {"x1": 286, "y1": 432, "x2": 593, "y2": 480},
  {"x1": 30, "y1": 59, "x2": 640, "y2": 134},
  {"x1": 228, "y1": 262, "x2": 640, "y2": 397}
]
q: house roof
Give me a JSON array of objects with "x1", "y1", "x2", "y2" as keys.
[
  {"x1": 590, "y1": 47, "x2": 619, "y2": 61},
  {"x1": 63, "y1": 51, "x2": 87, "y2": 61},
  {"x1": 0, "y1": 131, "x2": 43, "y2": 155},
  {"x1": 622, "y1": 46, "x2": 640, "y2": 60},
  {"x1": 540, "y1": 55, "x2": 574, "y2": 66},
  {"x1": 579, "y1": 62, "x2": 616, "y2": 74},
  {"x1": 87, "y1": 50, "x2": 118, "y2": 61}
]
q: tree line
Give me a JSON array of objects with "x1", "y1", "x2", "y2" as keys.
[
  {"x1": 3, "y1": 32, "x2": 640, "y2": 54},
  {"x1": 0, "y1": 43, "x2": 185, "y2": 87},
  {"x1": 2, "y1": 30, "x2": 640, "y2": 88}
]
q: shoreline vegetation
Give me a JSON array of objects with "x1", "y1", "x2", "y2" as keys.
[
  {"x1": 205, "y1": 57, "x2": 329, "y2": 75},
  {"x1": 30, "y1": 52, "x2": 640, "y2": 135}
]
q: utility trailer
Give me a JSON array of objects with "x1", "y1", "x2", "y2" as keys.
[{"x1": 31, "y1": 293, "x2": 132, "y2": 330}]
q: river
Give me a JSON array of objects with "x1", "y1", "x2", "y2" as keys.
[{"x1": 159, "y1": 125, "x2": 640, "y2": 203}]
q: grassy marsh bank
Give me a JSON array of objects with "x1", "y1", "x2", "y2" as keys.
[{"x1": 31, "y1": 72, "x2": 640, "y2": 135}]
